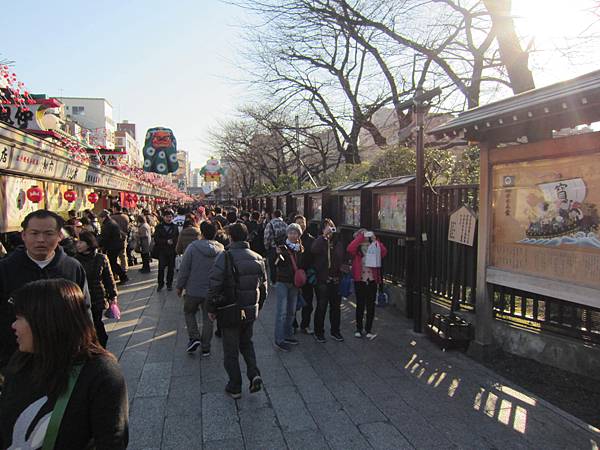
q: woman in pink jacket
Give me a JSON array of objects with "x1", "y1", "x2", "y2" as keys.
[{"x1": 347, "y1": 229, "x2": 388, "y2": 340}]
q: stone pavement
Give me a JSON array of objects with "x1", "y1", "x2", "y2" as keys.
[{"x1": 106, "y1": 264, "x2": 600, "y2": 450}]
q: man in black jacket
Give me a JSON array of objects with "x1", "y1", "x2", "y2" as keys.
[
  {"x1": 98, "y1": 209, "x2": 128, "y2": 284},
  {"x1": 153, "y1": 209, "x2": 179, "y2": 291},
  {"x1": 207, "y1": 223, "x2": 268, "y2": 399},
  {"x1": 0, "y1": 210, "x2": 91, "y2": 370}
]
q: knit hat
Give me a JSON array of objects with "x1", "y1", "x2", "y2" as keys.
[{"x1": 287, "y1": 223, "x2": 303, "y2": 236}]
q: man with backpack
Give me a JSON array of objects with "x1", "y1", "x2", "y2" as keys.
[
  {"x1": 207, "y1": 223, "x2": 268, "y2": 400},
  {"x1": 263, "y1": 209, "x2": 287, "y2": 283},
  {"x1": 98, "y1": 209, "x2": 129, "y2": 284}
]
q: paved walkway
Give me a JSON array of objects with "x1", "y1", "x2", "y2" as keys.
[{"x1": 106, "y1": 264, "x2": 600, "y2": 450}]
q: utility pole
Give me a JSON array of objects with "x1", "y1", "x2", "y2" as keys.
[{"x1": 295, "y1": 115, "x2": 301, "y2": 189}]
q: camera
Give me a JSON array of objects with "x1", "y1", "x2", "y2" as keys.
[{"x1": 329, "y1": 226, "x2": 337, "y2": 233}]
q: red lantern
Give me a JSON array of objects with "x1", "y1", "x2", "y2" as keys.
[
  {"x1": 125, "y1": 193, "x2": 133, "y2": 202},
  {"x1": 132, "y1": 193, "x2": 138, "y2": 202},
  {"x1": 26, "y1": 186, "x2": 44, "y2": 203},
  {"x1": 64, "y1": 189, "x2": 77, "y2": 203},
  {"x1": 87, "y1": 192, "x2": 99, "y2": 204}
]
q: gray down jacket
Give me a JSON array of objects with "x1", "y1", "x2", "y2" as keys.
[
  {"x1": 176, "y1": 239, "x2": 225, "y2": 298},
  {"x1": 207, "y1": 241, "x2": 268, "y2": 312}
]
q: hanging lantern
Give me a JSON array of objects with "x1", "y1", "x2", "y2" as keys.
[
  {"x1": 26, "y1": 186, "x2": 44, "y2": 203},
  {"x1": 64, "y1": 189, "x2": 77, "y2": 203},
  {"x1": 132, "y1": 193, "x2": 138, "y2": 202},
  {"x1": 87, "y1": 192, "x2": 99, "y2": 204},
  {"x1": 125, "y1": 193, "x2": 133, "y2": 202}
]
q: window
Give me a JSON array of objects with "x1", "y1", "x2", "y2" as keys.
[
  {"x1": 72, "y1": 106, "x2": 85, "y2": 115},
  {"x1": 311, "y1": 197, "x2": 322, "y2": 221},
  {"x1": 342, "y1": 195, "x2": 361, "y2": 226},
  {"x1": 376, "y1": 191, "x2": 408, "y2": 233}
]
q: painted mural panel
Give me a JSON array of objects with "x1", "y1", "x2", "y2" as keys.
[{"x1": 491, "y1": 153, "x2": 600, "y2": 294}]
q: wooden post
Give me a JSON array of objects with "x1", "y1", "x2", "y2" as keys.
[{"x1": 472, "y1": 141, "x2": 494, "y2": 356}]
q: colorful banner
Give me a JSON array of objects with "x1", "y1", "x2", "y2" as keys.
[{"x1": 0, "y1": 176, "x2": 42, "y2": 232}]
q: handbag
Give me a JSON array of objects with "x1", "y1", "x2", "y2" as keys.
[
  {"x1": 42, "y1": 364, "x2": 83, "y2": 450},
  {"x1": 339, "y1": 273, "x2": 353, "y2": 299},
  {"x1": 104, "y1": 300, "x2": 121, "y2": 320},
  {"x1": 377, "y1": 284, "x2": 389, "y2": 307},
  {"x1": 288, "y1": 250, "x2": 307, "y2": 288}
]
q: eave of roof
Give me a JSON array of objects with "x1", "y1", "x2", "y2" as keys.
[{"x1": 429, "y1": 69, "x2": 600, "y2": 142}]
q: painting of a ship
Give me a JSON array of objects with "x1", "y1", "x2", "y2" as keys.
[{"x1": 521, "y1": 178, "x2": 599, "y2": 246}]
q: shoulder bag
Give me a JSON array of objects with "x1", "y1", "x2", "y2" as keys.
[
  {"x1": 42, "y1": 364, "x2": 83, "y2": 450},
  {"x1": 288, "y1": 249, "x2": 307, "y2": 288}
]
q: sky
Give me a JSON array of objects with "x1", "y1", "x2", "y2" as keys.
[
  {"x1": 2, "y1": 0, "x2": 250, "y2": 169},
  {"x1": 2, "y1": 1, "x2": 598, "y2": 169}
]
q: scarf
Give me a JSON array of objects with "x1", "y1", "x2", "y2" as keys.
[{"x1": 286, "y1": 239, "x2": 301, "y2": 252}]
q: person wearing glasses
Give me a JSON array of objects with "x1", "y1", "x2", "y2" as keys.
[{"x1": 0, "y1": 210, "x2": 91, "y2": 371}]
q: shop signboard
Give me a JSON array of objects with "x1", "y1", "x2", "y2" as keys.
[
  {"x1": 491, "y1": 153, "x2": 600, "y2": 302},
  {"x1": 0, "y1": 144, "x2": 11, "y2": 169},
  {"x1": 8, "y1": 146, "x2": 43, "y2": 174}
]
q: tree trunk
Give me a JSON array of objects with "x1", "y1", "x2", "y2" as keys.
[{"x1": 483, "y1": 0, "x2": 535, "y2": 94}]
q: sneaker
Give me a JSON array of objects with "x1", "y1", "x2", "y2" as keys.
[
  {"x1": 187, "y1": 339, "x2": 201, "y2": 353},
  {"x1": 301, "y1": 327, "x2": 314, "y2": 335},
  {"x1": 354, "y1": 331, "x2": 363, "y2": 338},
  {"x1": 331, "y1": 333, "x2": 344, "y2": 342},
  {"x1": 118, "y1": 277, "x2": 129, "y2": 285},
  {"x1": 157, "y1": 285, "x2": 164, "y2": 292},
  {"x1": 167, "y1": 286, "x2": 173, "y2": 291},
  {"x1": 202, "y1": 350, "x2": 211, "y2": 357},
  {"x1": 139, "y1": 268, "x2": 150, "y2": 273},
  {"x1": 225, "y1": 386, "x2": 242, "y2": 400},
  {"x1": 366, "y1": 333, "x2": 378, "y2": 340},
  {"x1": 284, "y1": 338, "x2": 299, "y2": 345},
  {"x1": 249, "y1": 375, "x2": 263, "y2": 393},
  {"x1": 274, "y1": 342, "x2": 291, "y2": 352},
  {"x1": 314, "y1": 334, "x2": 326, "y2": 343}
]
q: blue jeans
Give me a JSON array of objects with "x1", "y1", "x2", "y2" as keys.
[{"x1": 275, "y1": 282, "x2": 298, "y2": 344}]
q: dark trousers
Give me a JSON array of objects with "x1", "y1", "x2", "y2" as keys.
[
  {"x1": 299, "y1": 284, "x2": 315, "y2": 329},
  {"x1": 314, "y1": 281, "x2": 341, "y2": 336},
  {"x1": 158, "y1": 251, "x2": 176, "y2": 287},
  {"x1": 92, "y1": 306, "x2": 108, "y2": 348},
  {"x1": 141, "y1": 252, "x2": 151, "y2": 271},
  {"x1": 355, "y1": 281, "x2": 377, "y2": 333},
  {"x1": 107, "y1": 248, "x2": 127, "y2": 281},
  {"x1": 222, "y1": 321, "x2": 260, "y2": 392}
]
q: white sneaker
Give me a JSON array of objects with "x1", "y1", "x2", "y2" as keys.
[
  {"x1": 301, "y1": 327, "x2": 314, "y2": 335},
  {"x1": 354, "y1": 331, "x2": 363, "y2": 338},
  {"x1": 366, "y1": 333, "x2": 378, "y2": 340}
]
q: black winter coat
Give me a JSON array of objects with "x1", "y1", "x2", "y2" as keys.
[
  {"x1": 0, "y1": 246, "x2": 90, "y2": 368},
  {"x1": 311, "y1": 236, "x2": 346, "y2": 283},
  {"x1": 207, "y1": 241, "x2": 268, "y2": 312},
  {"x1": 275, "y1": 243, "x2": 305, "y2": 284},
  {"x1": 76, "y1": 251, "x2": 118, "y2": 310},
  {"x1": 99, "y1": 218, "x2": 124, "y2": 253},
  {"x1": 153, "y1": 223, "x2": 179, "y2": 254}
]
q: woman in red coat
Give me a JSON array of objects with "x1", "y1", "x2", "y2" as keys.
[{"x1": 347, "y1": 229, "x2": 388, "y2": 340}]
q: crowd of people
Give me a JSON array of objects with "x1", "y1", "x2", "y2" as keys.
[{"x1": 0, "y1": 202, "x2": 387, "y2": 448}]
